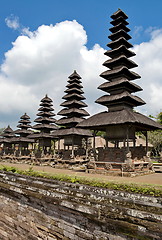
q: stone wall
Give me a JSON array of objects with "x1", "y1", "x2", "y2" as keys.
[
  {"x1": 0, "y1": 171, "x2": 162, "y2": 240},
  {"x1": 98, "y1": 148, "x2": 126, "y2": 162}
]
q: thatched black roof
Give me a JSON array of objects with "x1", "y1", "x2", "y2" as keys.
[
  {"x1": 98, "y1": 79, "x2": 142, "y2": 93},
  {"x1": 56, "y1": 70, "x2": 91, "y2": 139},
  {"x1": 63, "y1": 92, "x2": 85, "y2": 100},
  {"x1": 111, "y1": 8, "x2": 128, "y2": 20},
  {"x1": 20, "y1": 113, "x2": 30, "y2": 119},
  {"x1": 110, "y1": 17, "x2": 128, "y2": 27},
  {"x1": 1, "y1": 125, "x2": 15, "y2": 138},
  {"x1": 77, "y1": 109, "x2": 162, "y2": 131},
  {"x1": 32, "y1": 123, "x2": 58, "y2": 130},
  {"x1": 65, "y1": 87, "x2": 84, "y2": 94},
  {"x1": 38, "y1": 106, "x2": 54, "y2": 112},
  {"x1": 109, "y1": 23, "x2": 130, "y2": 33},
  {"x1": 29, "y1": 132, "x2": 56, "y2": 139},
  {"x1": 56, "y1": 117, "x2": 84, "y2": 126},
  {"x1": 57, "y1": 108, "x2": 89, "y2": 117},
  {"x1": 57, "y1": 70, "x2": 89, "y2": 129},
  {"x1": 34, "y1": 117, "x2": 56, "y2": 123},
  {"x1": 41, "y1": 94, "x2": 52, "y2": 102},
  {"x1": 52, "y1": 128, "x2": 92, "y2": 137},
  {"x1": 14, "y1": 129, "x2": 33, "y2": 135},
  {"x1": 17, "y1": 124, "x2": 32, "y2": 129},
  {"x1": 68, "y1": 70, "x2": 81, "y2": 79},
  {"x1": 108, "y1": 37, "x2": 133, "y2": 49},
  {"x1": 103, "y1": 55, "x2": 137, "y2": 69},
  {"x1": 11, "y1": 136, "x2": 34, "y2": 143},
  {"x1": 77, "y1": 9, "x2": 162, "y2": 133},
  {"x1": 100, "y1": 66, "x2": 141, "y2": 81},
  {"x1": 96, "y1": 92, "x2": 145, "y2": 107},
  {"x1": 109, "y1": 30, "x2": 131, "y2": 41},
  {"x1": 33, "y1": 95, "x2": 57, "y2": 130},
  {"x1": 105, "y1": 45, "x2": 135, "y2": 58},
  {"x1": 61, "y1": 100, "x2": 87, "y2": 108}
]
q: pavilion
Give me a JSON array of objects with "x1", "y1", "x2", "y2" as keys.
[
  {"x1": 0, "y1": 125, "x2": 15, "y2": 155},
  {"x1": 52, "y1": 70, "x2": 92, "y2": 159},
  {"x1": 77, "y1": 9, "x2": 162, "y2": 174},
  {"x1": 29, "y1": 95, "x2": 58, "y2": 156},
  {"x1": 13, "y1": 113, "x2": 34, "y2": 156}
]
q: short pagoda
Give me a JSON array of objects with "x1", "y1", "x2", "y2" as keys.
[
  {"x1": 53, "y1": 70, "x2": 92, "y2": 158},
  {"x1": 0, "y1": 125, "x2": 15, "y2": 154},
  {"x1": 78, "y1": 9, "x2": 162, "y2": 173},
  {"x1": 30, "y1": 95, "x2": 58, "y2": 155},
  {"x1": 13, "y1": 113, "x2": 34, "y2": 155}
]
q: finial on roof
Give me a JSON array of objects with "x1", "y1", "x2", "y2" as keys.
[{"x1": 45, "y1": 94, "x2": 48, "y2": 97}]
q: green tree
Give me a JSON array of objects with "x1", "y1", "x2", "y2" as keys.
[
  {"x1": 148, "y1": 111, "x2": 162, "y2": 156},
  {"x1": 157, "y1": 112, "x2": 162, "y2": 124}
]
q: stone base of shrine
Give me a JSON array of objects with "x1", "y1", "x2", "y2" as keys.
[{"x1": 86, "y1": 161, "x2": 154, "y2": 177}]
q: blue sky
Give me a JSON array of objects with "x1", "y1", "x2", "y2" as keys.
[
  {"x1": 0, "y1": 0, "x2": 162, "y2": 128},
  {"x1": 0, "y1": 0, "x2": 162, "y2": 59}
]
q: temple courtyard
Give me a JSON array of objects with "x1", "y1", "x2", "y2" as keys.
[{"x1": 1, "y1": 161, "x2": 162, "y2": 186}]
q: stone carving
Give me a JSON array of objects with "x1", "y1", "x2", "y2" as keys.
[
  {"x1": 105, "y1": 163, "x2": 112, "y2": 170},
  {"x1": 122, "y1": 163, "x2": 135, "y2": 172}
]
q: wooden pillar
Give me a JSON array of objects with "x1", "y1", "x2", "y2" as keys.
[
  {"x1": 123, "y1": 139, "x2": 126, "y2": 148},
  {"x1": 58, "y1": 138, "x2": 60, "y2": 151},
  {"x1": 105, "y1": 138, "x2": 108, "y2": 148},
  {"x1": 85, "y1": 138, "x2": 88, "y2": 159},
  {"x1": 126, "y1": 127, "x2": 129, "y2": 152},
  {"x1": 93, "y1": 130, "x2": 98, "y2": 150},
  {"x1": 53, "y1": 140, "x2": 56, "y2": 156},
  {"x1": 93, "y1": 130, "x2": 98, "y2": 160},
  {"x1": 145, "y1": 131, "x2": 148, "y2": 154},
  {"x1": 72, "y1": 136, "x2": 74, "y2": 159}
]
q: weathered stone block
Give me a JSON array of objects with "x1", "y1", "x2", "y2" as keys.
[{"x1": 0, "y1": 171, "x2": 162, "y2": 239}]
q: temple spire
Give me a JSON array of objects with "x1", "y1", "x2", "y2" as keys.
[
  {"x1": 57, "y1": 70, "x2": 89, "y2": 128},
  {"x1": 96, "y1": 8, "x2": 145, "y2": 112}
]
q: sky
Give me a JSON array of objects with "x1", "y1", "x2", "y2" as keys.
[{"x1": 0, "y1": 0, "x2": 162, "y2": 129}]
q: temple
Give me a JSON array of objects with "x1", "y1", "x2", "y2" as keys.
[
  {"x1": 53, "y1": 70, "x2": 92, "y2": 159},
  {"x1": 0, "y1": 126, "x2": 15, "y2": 155},
  {"x1": 77, "y1": 9, "x2": 162, "y2": 175},
  {"x1": 13, "y1": 113, "x2": 34, "y2": 156},
  {"x1": 30, "y1": 95, "x2": 58, "y2": 156},
  {"x1": 0, "y1": 9, "x2": 161, "y2": 174}
]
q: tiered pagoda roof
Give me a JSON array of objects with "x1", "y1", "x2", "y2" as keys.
[
  {"x1": 13, "y1": 113, "x2": 34, "y2": 143},
  {"x1": 54, "y1": 70, "x2": 91, "y2": 137},
  {"x1": 78, "y1": 9, "x2": 162, "y2": 131},
  {"x1": 30, "y1": 94, "x2": 58, "y2": 139},
  {"x1": 0, "y1": 125, "x2": 15, "y2": 144},
  {"x1": 96, "y1": 9, "x2": 145, "y2": 111}
]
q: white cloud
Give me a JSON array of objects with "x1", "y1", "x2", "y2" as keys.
[
  {"x1": 5, "y1": 15, "x2": 20, "y2": 30},
  {"x1": 133, "y1": 29, "x2": 162, "y2": 116},
  {"x1": 0, "y1": 19, "x2": 162, "y2": 128},
  {"x1": 132, "y1": 26, "x2": 143, "y2": 39},
  {"x1": 0, "y1": 20, "x2": 106, "y2": 128}
]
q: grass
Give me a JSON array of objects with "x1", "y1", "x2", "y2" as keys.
[{"x1": 0, "y1": 165, "x2": 162, "y2": 197}]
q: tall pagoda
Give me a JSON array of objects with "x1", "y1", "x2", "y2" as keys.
[
  {"x1": 78, "y1": 9, "x2": 162, "y2": 173},
  {"x1": 0, "y1": 125, "x2": 15, "y2": 154},
  {"x1": 13, "y1": 113, "x2": 34, "y2": 155},
  {"x1": 53, "y1": 70, "x2": 92, "y2": 158},
  {"x1": 30, "y1": 95, "x2": 58, "y2": 155}
]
